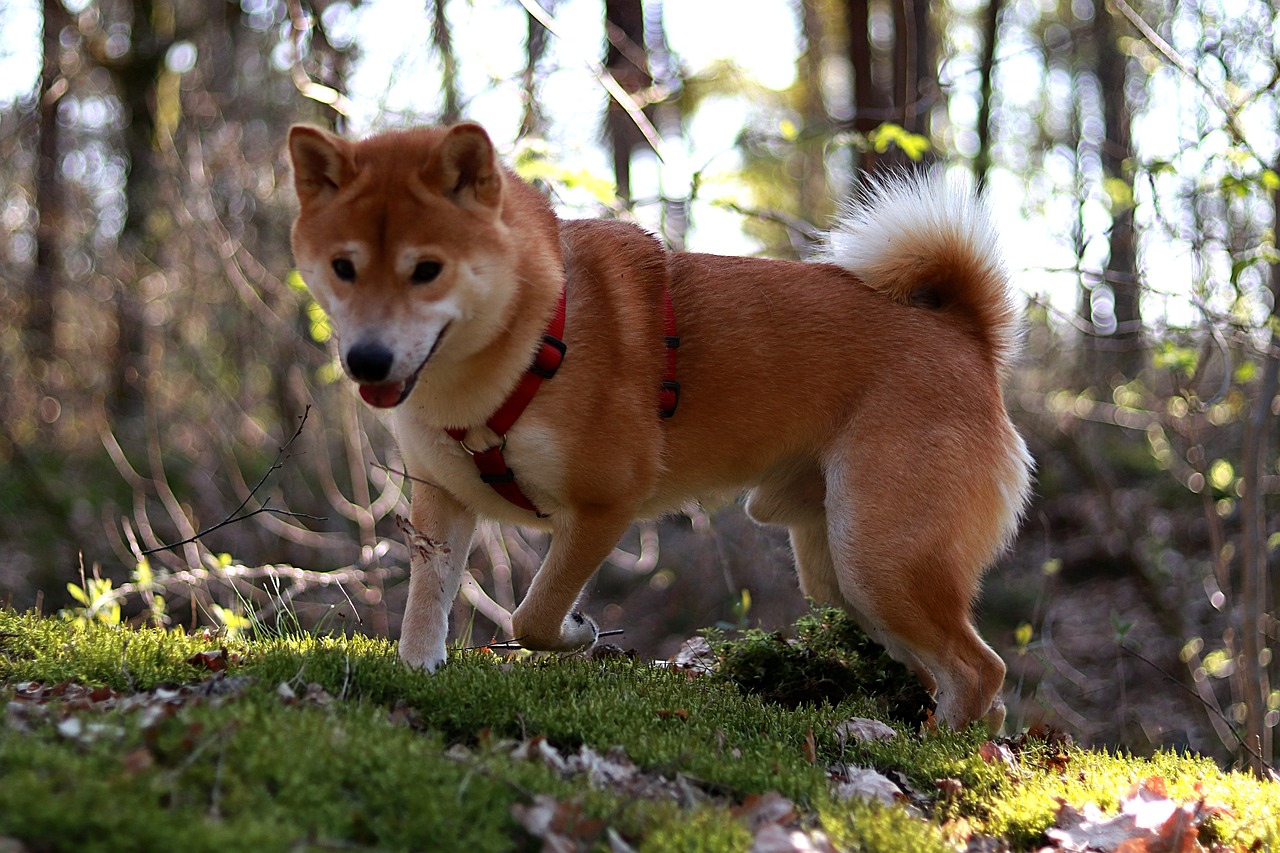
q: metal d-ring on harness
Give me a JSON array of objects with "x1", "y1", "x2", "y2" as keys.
[{"x1": 445, "y1": 285, "x2": 680, "y2": 517}]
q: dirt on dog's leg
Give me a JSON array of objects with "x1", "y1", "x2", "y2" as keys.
[
  {"x1": 510, "y1": 509, "x2": 633, "y2": 652},
  {"x1": 399, "y1": 483, "x2": 477, "y2": 671}
]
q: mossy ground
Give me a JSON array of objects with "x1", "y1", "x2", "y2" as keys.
[{"x1": 1, "y1": 607, "x2": 1276, "y2": 852}]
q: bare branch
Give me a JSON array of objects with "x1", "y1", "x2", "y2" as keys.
[
  {"x1": 141, "y1": 410, "x2": 323, "y2": 556},
  {"x1": 513, "y1": 0, "x2": 667, "y2": 163},
  {"x1": 1108, "y1": 0, "x2": 1268, "y2": 167}
]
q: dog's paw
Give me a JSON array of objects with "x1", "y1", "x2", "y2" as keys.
[
  {"x1": 562, "y1": 610, "x2": 600, "y2": 650},
  {"x1": 983, "y1": 696, "x2": 1007, "y2": 734},
  {"x1": 398, "y1": 637, "x2": 448, "y2": 674}
]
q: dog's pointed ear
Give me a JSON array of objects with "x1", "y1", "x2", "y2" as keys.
[
  {"x1": 289, "y1": 125, "x2": 355, "y2": 205},
  {"x1": 424, "y1": 123, "x2": 502, "y2": 211}
]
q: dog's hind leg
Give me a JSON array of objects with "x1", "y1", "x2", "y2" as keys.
[
  {"x1": 399, "y1": 483, "x2": 478, "y2": 671},
  {"x1": 787, "y1": 518, "x2": 845, "y2": 606},
  {"x1": 746, "y1": 462, "x2": 842, "y2": 604},
  {"x1": 510, "y1": 508, "x2": 634, "y2": 652},
  {"x1": 791, "y1": 515, "x2": 940, "y2": 696},
  {"x1": 822, "y1": 441, "x2": 1011, "y2": 730}
]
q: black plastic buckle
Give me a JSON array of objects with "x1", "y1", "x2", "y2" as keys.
[
  {"x1": 481, "y1": 468, "x2": 517, "y2": 485},
  {"x1": 530, "y1": 334, "x2": 567, "y2": 379},
  {"x1": 659, "y1": 380, "x2": 681, "y2": 419},
  {"x1": 664, "y1": 335, "x2": 681, "y2": 350}
]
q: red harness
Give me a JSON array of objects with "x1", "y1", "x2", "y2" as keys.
[{"x1": 445, "y1": 287, "x2": 679, "y2": 516}]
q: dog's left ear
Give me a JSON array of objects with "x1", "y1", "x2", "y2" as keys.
[{"x1": 424, "y1": 123, "x2": 502, "y2": 211}]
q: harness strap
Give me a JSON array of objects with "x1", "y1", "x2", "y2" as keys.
[
  {"x1": 448, "y1": 284, "x2": 678, "y2": 516},
  {"x1": 444, "y1": 289, "x2": 566, "y2": 516},
  {"x1": 659, "y1": 287, "x2": 680, "y2": 418}
]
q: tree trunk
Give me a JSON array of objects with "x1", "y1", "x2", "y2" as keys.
[
  {"x1": 105, "y1": 0, "x2": 169, "y2": 424},
  {"x1": 431, "y1": 0, "x2": 460, "y2": 124},
  {"x1": 846, "y1": 0, "x2": 878, "y2": 172},
  {"x1": 795, "y1": 0, "x2": 833, "y2": 234},
  {"x1": 845, "y1": 0, "x2": 928, "y2": 172},
  {"x1": 604, "y1": 0, "x2": 650, "y2": 204},
  {"x1": 1237, "y1": 180, "x2": 1280, "y2": 775},
  {"x1": 975, "y1": 0, "x2": 1002, "y2": 181},
  {"x1": 519, "y1": 0, "x2": 552, "y2": 138},
  {"x1": 28, "y1": 0, "x2": 69, "y2": 368},
  {"x1": 1090, "y1": 3, "x2": 1142, "y2": 379}
]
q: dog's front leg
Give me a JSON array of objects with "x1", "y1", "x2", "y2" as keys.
[
  {"x1": 398, "y1": 482, "x2": 477, "y2": 671},
  {"x1": 510, "y1": 509, "x2": 632, "y2": 652}
]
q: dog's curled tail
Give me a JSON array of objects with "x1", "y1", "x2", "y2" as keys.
[{"x1": 820, "y1": 171, "x2": 1020, "y2": 378}]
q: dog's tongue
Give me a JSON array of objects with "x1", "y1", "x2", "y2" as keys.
[{"x1": 358, "y1": 382, "x2": 406, "y2": 409}]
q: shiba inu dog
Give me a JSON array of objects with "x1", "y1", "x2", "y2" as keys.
[{"x1": 288, "y1": 122, "x2": 1032, "y2": 729}]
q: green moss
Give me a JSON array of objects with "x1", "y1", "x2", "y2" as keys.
[
  {"x1": 636, "y1": 806, "x2": 753, "y2": 852},
  {"x1": 3, "y1": 609, "x2": 1278, "y2": 852},
  {"x1": 976, "y1": 741, "x2": 1280, "y2": 849},
  {"x1": 0, "y1": 609, "x2": 247, "y2": 689},
  {"x1": 704, "y1": 607, "x2": 933, "y2": 723},
  {"x1": 0, "y1": 698, "x2": 527, "y2": 852},
  {"x1": 821, "y1": 799, "x2": 953, "y2": 852}
]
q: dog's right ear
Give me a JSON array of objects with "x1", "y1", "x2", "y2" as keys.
[{"x1": 288, "y1": 125, "x2": 355, "y2": 205}]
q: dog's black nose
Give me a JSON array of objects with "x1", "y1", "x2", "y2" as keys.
[{"x1": 346, "y1": 341, "x2": 395, "y2": 383}]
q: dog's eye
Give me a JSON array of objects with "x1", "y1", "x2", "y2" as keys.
[
  {"x1": 332, "y1": 258, "x2": 356, "y2": 281},
  {"x1": 411, "y1": 261, "x2": 443, "y2": 284}
]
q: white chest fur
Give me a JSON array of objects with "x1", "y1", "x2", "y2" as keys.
[{"x1": 391, "y1": 408, "x2": 565, "y2": 526}]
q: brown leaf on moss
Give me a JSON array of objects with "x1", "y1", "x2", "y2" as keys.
[{"x1": 186, "y1": 650, "x2": 227, "y2": 673}]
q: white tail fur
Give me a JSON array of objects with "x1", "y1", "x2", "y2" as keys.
[{"x1": 819, "y1": 171, "x2": 1022, "y2": 378}]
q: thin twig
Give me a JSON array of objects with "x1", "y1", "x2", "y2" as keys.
[
  {"x1": 1108, "y1": 0, "x2": 1267, "y2": 167},
  {"x1": 512, "y1": 0, "x2": 666, "y2": 162},
  {"x1": 1120, "y1": 644, "x2": 1273, "y2": 773},
  {"x1": 371, "y1": 462, "x2": 445, "y2": 492},
  {"x1": 480, "y1": 629, "x2": 625, "y2": 652},
  {"x1": 141, "y1": 410, "x2": 322, "y2": 556}
]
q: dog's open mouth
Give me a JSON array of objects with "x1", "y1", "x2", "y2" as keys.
[
  {"x1": 354, "y1": 325, "x2": 448, "y2": 409},
  {"x1": 358, "y1": 373, "x2": 418, "y2": 409}
]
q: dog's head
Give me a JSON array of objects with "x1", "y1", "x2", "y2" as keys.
[{"x1": 288, "y1": 123, "x2": 526, "y2": 408}]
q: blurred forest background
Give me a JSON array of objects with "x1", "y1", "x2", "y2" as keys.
[{"x1": 0, "y1": 0, "x2": 1277, "y2": 774}]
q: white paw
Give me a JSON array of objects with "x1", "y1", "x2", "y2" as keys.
[
  {"x1": 561, "y1": 611, "x2": 600, "y2": 650},
  {"x1": 399, "y1": 637, "x2": 447, "y2": 673}
]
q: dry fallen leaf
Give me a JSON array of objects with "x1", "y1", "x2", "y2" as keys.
[
  {"x1": 803, "y1": 727, "x2": 817, "y2": 765},
  {"x1": 828, "y1": 765, "x2": 903, "y2": 805},
  {"x1": 734, "y1": 792, "x2": 797, "y2": 830},
  {"x1": 978, "y1": 740, "x2": 1016, "y2": 768},
  {"x1": 121, "y1": 747, "x2": 155, "y2": 774},
  {"x1": 1045, "y1": 777, "x2": 1233, "y2": 853},
  {"x1": 669, "y1": 636, "x2": 717, "y2": 673},
  {"x1": 834, "y1": 717, "x2": 897, "y2": 745},
  {"x1": 186, "y1": 650, "x2": 228, "y2": 673},
  {"x1": 750, "y1": 824, "x2": 837, "y2": 853},
  {"x1": 511, "y1": 794, "x2": 581, "y2": 853}
]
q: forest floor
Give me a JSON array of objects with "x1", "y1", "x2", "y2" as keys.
[{"x1": 1, "y1": 608, "x2": 1277, "y2": 852}]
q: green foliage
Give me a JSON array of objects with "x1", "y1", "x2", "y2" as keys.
[
  {"x1": 1, "y1": 610, "x2": 240, "y2": 689},
  {"x1": 3, "y1": 610, "x2": 1279, "y2": 852},
  {"x1": 821, "y1": 799, "x2": 953, "y2": 852},
  {"x1": 978, "y1": 743, "x2": 1280, "y2": 847},
  {"x1": 512, "y1": 140, "x2": 617, "y2": 206},
  {"x1": 636, "y1": 807, "x2": 753, "y2": 852},
  {"x1": 61, "y1": 576, "x2": 121, "y2": 629},
  {"x1": 0, "y1": 696, "x2": 540, "y2": 852},
  {"x1": 865, "y1": 123, "x2": 931, "y2": 161},
  {"x1": 704, "y1": 606, "x2": 933, "y2": 724}
]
